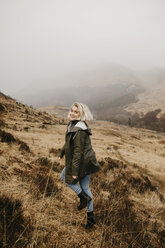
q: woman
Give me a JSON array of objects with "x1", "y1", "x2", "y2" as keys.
[{"x1": 60, "y1": 102, "x2": 100, "y2": 229}]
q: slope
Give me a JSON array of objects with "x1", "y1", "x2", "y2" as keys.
[
  {"x1": 125, "y1": 79, "x2": 165, "y2": 116},
  {"x1": 0, "y1": 92, "x2": 165, "y2": 247}
]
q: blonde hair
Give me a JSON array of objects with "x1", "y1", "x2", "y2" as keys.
[{"x1": 68, "y1": 102, "x2": 93, "y2": 121}]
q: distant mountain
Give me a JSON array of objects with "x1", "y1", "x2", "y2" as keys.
[
  {"x1": 13, "y1": 63, "x2": 143, "y2": 108},
  {"x1": 13, "y1": 64, "x2": 165, "y2": 123},
  {"x1": 36, "y1": 82, "x2": 144, "y2": 121},
  {"x1": 125, "y1": 70, "x2": 165, "y2": 116}
]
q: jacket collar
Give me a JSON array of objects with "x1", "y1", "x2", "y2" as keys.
[{"x1": 67, "y1": 121, "x2": 92, "y2": 135}]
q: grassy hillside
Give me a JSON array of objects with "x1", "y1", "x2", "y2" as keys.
[
  {"x1": 125, "y1": 81, "x2": 165, "y2": 116},
  {"x1": 0, "y1": 92, "x2": 165, "y2": 247}
]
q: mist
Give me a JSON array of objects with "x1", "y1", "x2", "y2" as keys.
[{"x1": 0, "y1": 0, "x2": 165, "y2": 102}]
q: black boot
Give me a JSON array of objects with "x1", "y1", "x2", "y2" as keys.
[
  {"x1": 85, "y1": 211, "x2": 96, "y2": 229},
  {"x1": 77, "y1": 191, "x2": 91, "y2": 211}
]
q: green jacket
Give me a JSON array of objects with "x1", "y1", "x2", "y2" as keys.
[{"x1": 60, "y1": 121, "x2": 100, "y2": 184}]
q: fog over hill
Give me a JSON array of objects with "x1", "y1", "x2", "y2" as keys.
[
  {"x1": 12, "y1": 64, "x2": 165, "y2": 126},
  {"x1": 125, "y1": 68, "x2": 165, "y2": 115},
  {"x1": 137, "y1": 68, "x2": 165, "y2": 87},
  {"x1": 13, "y1": 64, "x2": 144, "y2": 108}
]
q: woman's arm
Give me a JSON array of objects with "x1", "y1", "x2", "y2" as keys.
[
  {"x1": 72, "y1": 131, "x2": 86, "y2": 177},
  {"x1": 59, "y1": 144, "x2": 65, "y2": 158}
]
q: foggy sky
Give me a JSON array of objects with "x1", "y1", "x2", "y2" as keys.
[{"x1": 0, "y1": 0, "x2": 165, "y2": 97}]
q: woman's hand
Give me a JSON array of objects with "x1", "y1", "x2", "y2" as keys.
[{"x1": 72, "y1": 175, "x2": 78, "y2": 179}]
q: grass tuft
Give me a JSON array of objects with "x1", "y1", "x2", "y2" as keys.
[
  {"x1": 0, "y1": 129, "x2": 16, "y2": 143},
  {"x1": 0, "y1": 194, "x2": 32, "y2": 248}
]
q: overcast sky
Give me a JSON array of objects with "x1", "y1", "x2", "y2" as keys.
[{"x1": 0, "y1": 0, "x2": 165, "y2": 96}]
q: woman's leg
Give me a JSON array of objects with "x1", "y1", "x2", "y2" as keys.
[
  {"x1": 79, "y1": 175, "x2": 93, "y2": 213},
  {"x1": 60, "y1": 167, "x2": 82, "y2": 195}
]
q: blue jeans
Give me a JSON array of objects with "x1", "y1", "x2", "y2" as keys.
[{"x1": 61, "y1": 167, "x2": 93, "y2": 212}]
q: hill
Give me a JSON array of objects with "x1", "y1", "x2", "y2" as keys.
[
  {"x1": 36, "y1": 82, "x2": 144, "y2": 122},
  {"x1": 38, "y1": 105, "x2": 69, "y2": 119},
  {"x1": 0, "y1": 92, "x2": 165, "y2": 247},
  {"x1": 125, "y1": 80, "x2": 165, "y2": 116},
  {"x1": 13, "y1": 64, "x2": 144, "y2": 109}
]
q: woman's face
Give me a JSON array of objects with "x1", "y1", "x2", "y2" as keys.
[{"x1": 69, "y1": 105, "x2": 80, "y2": 121}]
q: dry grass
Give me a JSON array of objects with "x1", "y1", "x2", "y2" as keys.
[
  {"x1": 0, "y1": 194, "x2": 32, "y2": 248},
  {"x1": 158, "y1": 140, "x2": 165, "y2": 144},
  {"x1": 0, "y1": 92, "x2": 165, "y2": 247}
]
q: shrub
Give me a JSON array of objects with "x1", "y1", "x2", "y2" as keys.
[
  {"x1": 34, "y1": 172, "x2": 59, "y2": 197},
  {"x1": 0, "y1": 103, "x2": 5, "y2": 112},
  {"x1": 159, "y1": 140, "x2": 165, "y2": 144},
  {"x1": 49, "y1": 148, "x2": 61, "y2": 157},
  {"x1": 18, "y1": 140, "x2": 30, "y2": 152},
  {"x1": 24, "y1": 126, "x2": 29, "y2": 131},
  {"x1": 0, "y1": 130, "x2": 16, "y2": 143},
  {"x1": 25, "y1": 108, "x2": 29, "y2": 114},
  {"x1": 0, "y1": 195, "x2": 32, "y2": 247},
  {"x1": 0, "y1": 119, "x2": 5, "y2": 128},
  {"x1": 36, "y1": 157, "x2": 62, "y2": 173}
]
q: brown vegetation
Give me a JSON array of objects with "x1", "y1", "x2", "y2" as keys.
[
  {"x1": 0, "y1": 129, "x2": 30, "y2": 152},
  {"x1": 0, "y1": 195, "x2": 32, "y2": 248},
  {"x1": 101, "y1": 107, "x2": 165, "y2": 132},
  {"x1": 131, "y1": 109, "x2": 165, "y2": 132},
  {"x1": 0, "y1": 92, "x2": 164, "y2": 247}
]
